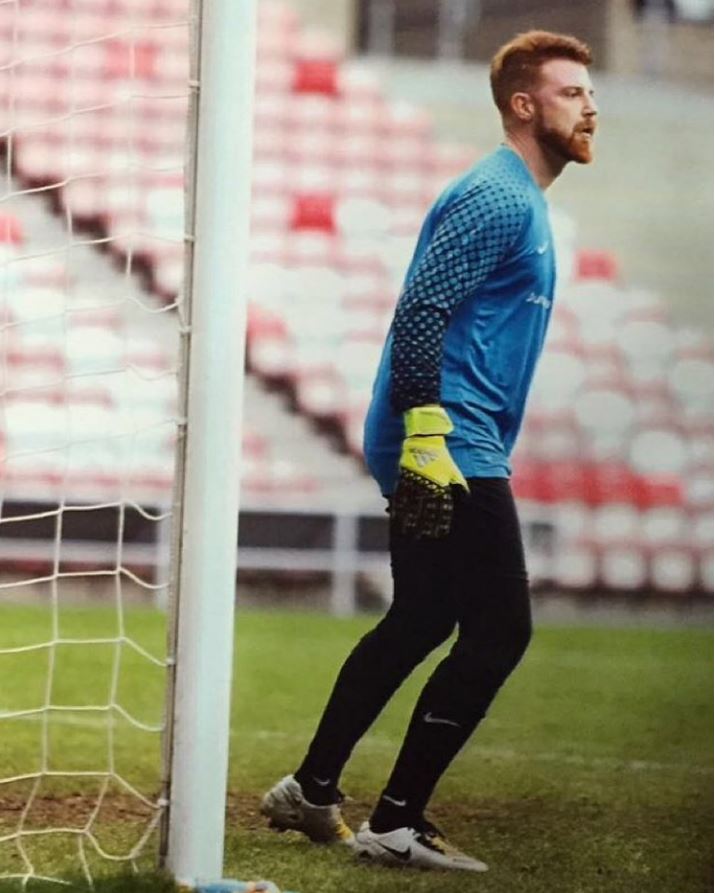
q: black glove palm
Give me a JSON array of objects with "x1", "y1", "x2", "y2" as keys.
[{"x1": 390, "y1": 406, "x2": 468, "y2": 539}]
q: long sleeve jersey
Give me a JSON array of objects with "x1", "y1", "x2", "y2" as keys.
[{"x1": 363, "y1": 145, "x2": 556, "y2": 495}]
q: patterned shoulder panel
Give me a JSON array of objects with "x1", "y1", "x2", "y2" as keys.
[{"x1": 390, "y1": 173, "x2": 530, "y2": 413}]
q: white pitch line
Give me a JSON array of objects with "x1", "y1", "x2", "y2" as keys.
[
  {"x1": 464, "y1": 744, "x2": 714, "y2": 777},
  {"x1": 342, "y1": 733, "x2": 713, "y2": 776},
  {"x1": 2, "y1": 711, "x2": 709, "y2": 777}
]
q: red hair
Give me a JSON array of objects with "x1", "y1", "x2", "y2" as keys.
[{"x1": 490, "y1": 30, "x2": 593, "y2": 115}]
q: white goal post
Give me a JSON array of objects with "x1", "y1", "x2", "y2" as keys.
[
  {"x1": 161, "y1": 0, "x2": 257, "y2": 885},
  {"x1": 0, "y1": 0, "x2": 256, "y2": 884}
]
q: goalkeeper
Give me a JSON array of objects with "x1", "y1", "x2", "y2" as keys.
[{"x1": 262, "y1": 29, "x2": 598, "y2": 872}]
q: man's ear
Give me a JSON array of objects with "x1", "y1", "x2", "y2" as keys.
[{"x1": 510, "y1": 92, "x2": 534, "y2": 122}]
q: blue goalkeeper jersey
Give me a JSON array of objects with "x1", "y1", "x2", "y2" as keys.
[{"x1": 363, "y1": 145, "x2": 556, "y2": 495}]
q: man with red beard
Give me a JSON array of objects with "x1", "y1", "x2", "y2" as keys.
[{"x1": 262, "y1": 31, "x2": 597, "y2": 872}]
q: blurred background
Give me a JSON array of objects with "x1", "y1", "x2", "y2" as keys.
[{"x1": 0, "y1": 0, "x2": 712, "y2": 620}]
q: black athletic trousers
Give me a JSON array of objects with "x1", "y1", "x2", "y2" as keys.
[{"x1": 295, "y1": 478, "x2": 532, "y2": 828}]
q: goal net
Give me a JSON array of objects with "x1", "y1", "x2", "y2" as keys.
[{"x1": 0, "y1": 0, "x2": 191, "y2": 884}]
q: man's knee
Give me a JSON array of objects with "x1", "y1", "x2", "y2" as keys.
[
  {"x1": 512, "y1": 597, "x2": 533, "y2": 656},
  {"x1": 452, "y1": 606, "x2": 532, "y2": 682},
  {"x1": 399, "y1": 611, "x2": 456, "y2": 654},
  {"x1": 494, "y1": 575, "x2": 532, "y2": 668},
  {"x1": 361, "y1": 606, "x2": 454, "y2": 657},
  {"x1": 378, "y1": 606, "x2": 455, "y2": 655}
]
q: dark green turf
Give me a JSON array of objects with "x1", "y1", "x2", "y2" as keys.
[{"x1": 0, "y1": 604, "x2": 712, "y2": 892}]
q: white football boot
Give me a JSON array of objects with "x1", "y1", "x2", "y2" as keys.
[
  {"x1": 261, "y1": 775, "x2": 355, "y2": 846},
  {"x1": 355, "y1": 819, "x2": 487, "y2": 872}
]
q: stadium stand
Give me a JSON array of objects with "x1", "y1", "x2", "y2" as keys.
[
  {"x1": 0, "y1": 182, "x2": 375, "y2": 510},
  {"x1": 0, "y1": 0, "x2": 712, "y2": 596}
]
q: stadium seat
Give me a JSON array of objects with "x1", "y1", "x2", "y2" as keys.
[
  {"x1": 343, "y1": 403, "x2": 369, "y2": 458},
  {"x1": 295, "y1": 367, "x2": 346, "y2": 419},
  {"x1": 539, "y1": 460, "x2": 589, "y2": 504},
  {"x1": 685, "y1": 424, "x2": 713, "y2": 473},
  {"x1": 574, "y1": 249, "x2": 619, "y2": 282},
  {"x1": 587, "y1": 462, "x2": 640, "y2": 506},
  {"x1": 530, "y1": 345, "x2": 586, "y2": 414},
  {"x1": 552, "y1": 540, "x2": 598, "y2": 589},
  {"x1": 338, "y1": 61, "x2": 382, "y2": 104},
  {"x1": 573, "y1": 386, "x2": 635, "y2": 462},
  {"x1": 592, "y1": 502, "x2": 640, "y2": 544},
  {"x1": 246, "y1": 306, "x2": 292, "y2": 380},
  {"x1": 637, "y1": 473, "x2": 684, "y2": 510},
  {"x1": 103, "y1": 39, "x2": 159, "y2": 79},
  {"x1": 687, "y1": 511, "x2": 713, "y2": 549},
  {"x1": 600, "y1": 542, "x2": 649, "y2": 590},
  {"x1": 290, "y1": 193, "x2": 337, "y2": 234},
  {"x1": 637, "y1": 504, "x2": 686, "y2": 547},
  {"x1": 425, "y1": 142, "x2": 474, "y2": 178},
  {"x1": 292, "y1": 59, "x2": 340, "y2": 96},
  {"x1": 684, "y1": 467, "x2": 714, "y2": 514},
  {"x1": 699, "y1": 550, "x2": 714, "y2": 592},
  {"x1": 0, "y1": 214, "x2": 23, "y2": 245},
  {"x1": 629, "y1": 426, "x2": 688, "y2": 478},
  {"x1": 649, "y1": 546, "x2": 697, "y2": 593}
]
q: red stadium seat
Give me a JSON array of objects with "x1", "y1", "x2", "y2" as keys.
[
  {"x1": 292, "y1": 59, "x2": 340, "y2": 96},
  {"x1": 103, "y1": 39, "x2": 159, "y2": 79},
  {"x1": 511, "y1": 458, "x2": 547, "y2": 503},
  {"x1": 636, "y1": 473, "x2": 683, "y2": 509},
  {"x1": 540, "y1": 460, "x2": 590, "y2": 504},
  {"x1": 0, "y1": 215, "x2": 23, "y2": 245},
  {"x1": 587, "y1": 462, "x2": 640, "y2": 506},
  {"x1": 290, "y1": 193, "x2": 336, "y2": 234},
  {"x1": 574, "y1": 249, "x2": 619, "y2": 282}
]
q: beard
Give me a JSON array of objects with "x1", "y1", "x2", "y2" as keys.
[{"x1": 534, "y1": 110, "x2": 594, "y2": 165}]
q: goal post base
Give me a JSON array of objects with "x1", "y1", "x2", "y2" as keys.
[{"x1": 179, "y1": 879, "x2": 297, "y2": 893}]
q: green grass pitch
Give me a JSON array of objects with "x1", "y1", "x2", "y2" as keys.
[{"x1": 0, "y1": 603, "x2": 712, "y2": 892}]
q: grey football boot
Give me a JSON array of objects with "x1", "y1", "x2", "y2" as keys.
[{"x1": 261, "y1": 775, "x2": 355, "y2": 846}]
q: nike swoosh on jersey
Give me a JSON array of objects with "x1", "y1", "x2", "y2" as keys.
[{"x1": 535, "y1": 241, "x2": 549, "y2": 254}]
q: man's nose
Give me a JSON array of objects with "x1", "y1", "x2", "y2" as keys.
[{"x1": 584, "y1": 95, "x2": 598, "y2": 116}]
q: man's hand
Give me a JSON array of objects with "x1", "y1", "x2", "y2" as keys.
[{"x1": 391, "y1": 405, "x2": 468, "y2": 538}]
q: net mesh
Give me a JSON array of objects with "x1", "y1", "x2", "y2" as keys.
[{"x1": 0, "y1": 0, "x2": 190, "y2": 884}]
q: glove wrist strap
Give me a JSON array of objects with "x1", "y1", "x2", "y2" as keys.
[{"x1": 404, "y1": 404, "x2": 453, "y2": 437}]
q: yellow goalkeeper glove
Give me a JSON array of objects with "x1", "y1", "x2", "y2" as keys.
[{"x1": 391, "y1": 405, "x2": 468, "y2": 538}]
